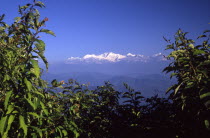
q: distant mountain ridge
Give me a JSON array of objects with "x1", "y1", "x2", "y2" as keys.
[
  {"x1": 46, "y1": 52, "x2": 169, "y2": 75},
  {"x1": 66, "y1": 52, "x2": 167, "y2": 64},
  {"x1": 42, "y1": 72, "x2": 175, "y2": 97},
  {"x1": 43, "y1": 52, "x2": 174, "y2": 97}
]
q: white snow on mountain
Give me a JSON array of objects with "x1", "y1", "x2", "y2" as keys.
[
  {"x1": 152, "y1": 53, "x2": 162, "y2": 57},
  {"x1": 66, "y1": 52, "x2": 166, "y2": 64},
  {"x1": 127, "y1": 53, "x2": 136, "y2": 57},
  {"x1": 83, "y1": 52, "x2": 126, "y2": 62}
]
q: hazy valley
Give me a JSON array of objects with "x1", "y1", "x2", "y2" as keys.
[{"x1": 42, "y1": 52, "x2": 175, "y2": 97}]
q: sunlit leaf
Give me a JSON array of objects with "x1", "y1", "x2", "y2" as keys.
[
  {"x1": 25, "y1": 98, "x2": 36, "y2": 110},
  {"x1": 174, "y1": 82, "x2": 183, "y2": 95},
  {"x1": 35, "y1": 39, "x2": 45, "y2": 52},
  {"x1": 19, "y1": 115, "x2": 28, "y2": 136},
  {"x1": 205, "y1": 120, "x2": 210, "y2": 130},
  {"x1": 200, "y1": 92, "x2": 210, "y2": 99},
  {"x1": 4, "y1": 114, "x2": 15, "y2": 137},
  {"x1": 4, "y1": 90, "x2": 12, "y2": 110},
  {"x1": 40, "y1": 29, "x2": 55, "y2": 36},
  {"x1": 28, "y1": 112, "x2": 39, "y2": 118},
  {"x1": 31, "y1": 59, "x2": 40, "y2": 78},
  {"x1": 24, "y1": 77, "x2": 32, "y2": 91},
  {"x1": 6, "y1": 105, "x2": 14, "y2": 114},
  {"x1": 40, "y1": 101, "x2": 49, "y2": 115},
  {"x1": 30, "y1": 126, "x2": 43, "y2": 137},
  {"x1": 0, "y1": 116, "x2": 8, "y2": 135},
  {"x1": 35, "y1": 1, "x2": 45, "y2": 8}
]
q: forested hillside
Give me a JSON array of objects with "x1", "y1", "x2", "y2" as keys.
[{"x1": 0, "y1": 1, "x2": 210, "y2": 138}]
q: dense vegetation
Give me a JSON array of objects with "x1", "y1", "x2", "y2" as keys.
[{"x1": 0, "y1": 1, "x2": 210, "y2": 137}]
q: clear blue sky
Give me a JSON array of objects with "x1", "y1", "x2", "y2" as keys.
[{"x1": 1, "y1": 0, "x2": 210, "y2": 62}]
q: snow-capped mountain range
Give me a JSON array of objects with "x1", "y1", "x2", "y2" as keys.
[{"x1": 66, "y1": 52, "x2": 167, "y2": 64}]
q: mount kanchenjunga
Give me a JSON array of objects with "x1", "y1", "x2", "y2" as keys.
[
  {"x1": 46, "y1": 52, "x2": 169, "y2": 75},
  {"x1": 43, "y1": 52, "x2": 172, "y2": 97},
  {"x1": 66, "y1": 52, "x2": 167, "y2": 64}
]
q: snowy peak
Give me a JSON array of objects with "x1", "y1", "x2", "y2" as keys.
[
  {"x1": 127, "y1": 53, "x2": 136, "y2": 57},
  {"x1": 83, "y1": 52, "x2": 126, "y2": 62},
  {"x1": 66, "y1": 52, "x2": 166, "y2": 64},
  {"x1": 152, "y1": 52, "x2": 162, "y2": 57}
]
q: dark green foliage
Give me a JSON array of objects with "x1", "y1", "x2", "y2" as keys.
[
  {"x1": 0, "y1": 1, "x2": 78, "y2": 137},
  {"x1": 1, "y1": 1, "x2": 210, "y2": 138},
  {"x1": 163, "y1": 29, "x2": 210, "y2": 137},
  {"x1": 47, "y1": 79, "x2": 176, "y2": 138}
]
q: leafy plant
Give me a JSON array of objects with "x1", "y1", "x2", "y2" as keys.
[
  {"x1": 163, "y1": 28, "x2": 210, "y2": 137},
  {"x1": 2, "y1": 1, "x2": 210, "y2": 138},
  {"x1": 0, "y1": 1, "x2": 76, "y2": 137}
]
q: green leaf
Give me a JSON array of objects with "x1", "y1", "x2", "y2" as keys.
[
  {"x1": 174, "y1": 82, "x2": 183, "y2": 95},
  {"x1": 28, "y1": 112, "x2": 39, "y2": 119},
  {"x1": 24, "y1": 77, "x2": 32, "y2": 91},
  {"x1": 20, "y1": 5, "x2": 29, "y2": 10},
  {"x1": 34, "y1": 51, "x2": 48, "y2": 69},
  {"x1": 197, "y1": 35, "x2": 206, "y2": 39},
  {"x1": 33, "y1": 97, "x2": 40, "y2": 110},
  {"x1": 4, "y1": 114, "x2": 15, "y2": 137},
  {"x1": 201, "y1": 60, "x2": 210, "y2": 65},
  {"x1": 34, "y1": 91, "x2": 44, "y2": 98},
  {"x1": 12, "y1": 110, "x2": 19, "y2": 114},
  {"x1": 205, "y1": 120, "x2": 210, "y2": 130},
  {"x1": 31, "y1": 59, "x2": 40, "y2": 78},
  {"x1": 31, "y1": 133, "x2": 37, "y2": 138},
  {"x1": 19, "y1": 115, "x2": 28, "y2": 136},
  {"x1": 40, "y1": 29, "x2": 55, "y2": 36},
  {"x1": 30, "y1": 126, "x2": 43, "y2": 137},
  {"x1": 188, "y1": 44, "x2": 194, "y2": 48},
  {"x1": 35, "y1": 1, "x2": 45, "y2": 8},
  {"x1": 14, "y1": 17, "x2": 21, "y2": 23},
  {"x1": 74, "y1": 129, "x2": 80, "y2": 138},
  {"x1": 69, "y1": 121, "x2": 79, "y2": 138},
  {"x1": 62, "y1": 130, "x2": 68, "y2": 136},
  {"x1": 56, "y1": 127, "x2": 63, "y2": 137},
  {"x1": 200, "y1": 92, "x2": 210, "y2": 99},
  {"x1": 4, "y1": 90, "x2": 13, "y2": 110},
  {"x1": 166, "y1": 84, "x2": 176, "y2": 94},
  {"x1": 7, "y1": 115, "x2": 15, "y2": 126},
  {"x1": 182, "y1": 104, "x2": 185, "y2": 110},
  {"x1": 6, "y1": 105, "x2": 14, "y2": 114},
  {"x1": 2, "y1": 133, "x2": 7, "y2": 138},
  {"x1": 27, "y1": 93, "x2": 32, "y2": 99},
  {"x1": 35, "y1": 39, "x2": 45, "y2": 52},
  {"x1": 40, "y1": 101, "x2": 49, "y2": 116},
  {"x1": 193, "y1": 49, "x2": 205, "y2": 55},
  {"x1": 25, "y1": 98, "x2": 36, "y2": 110},
  {"x1": 0, "y1": 116, "x2": 8, "y2": 135}
]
